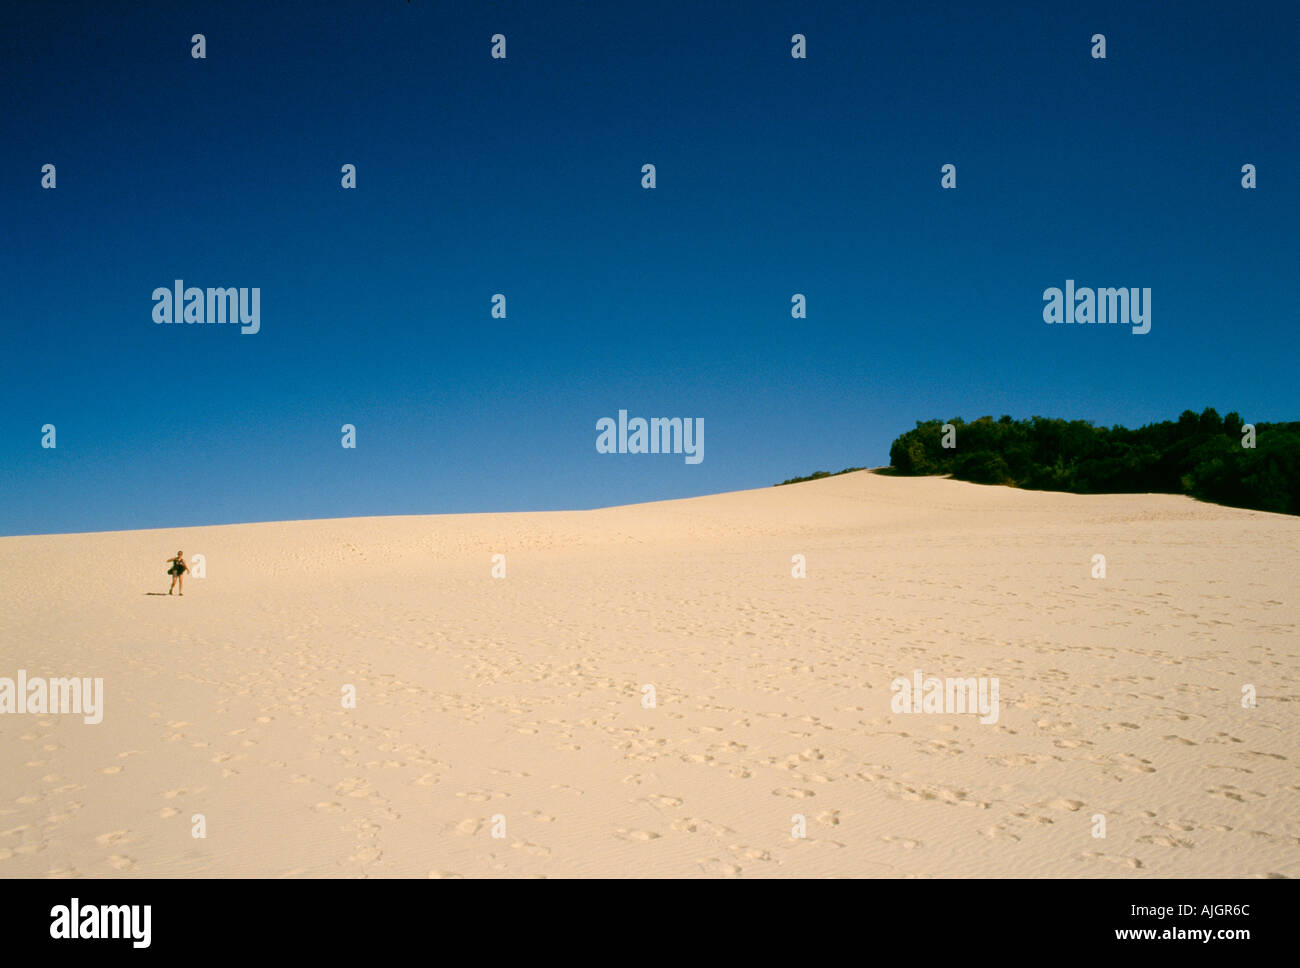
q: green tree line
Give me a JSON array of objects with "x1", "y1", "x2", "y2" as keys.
[{"x1": 888, "y1": 410, "x2": 1300, "y2": 515}]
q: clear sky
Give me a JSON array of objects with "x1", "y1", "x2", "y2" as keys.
[{"x1": 2, "y1": 0, "x2": 1295, "y2": 536}]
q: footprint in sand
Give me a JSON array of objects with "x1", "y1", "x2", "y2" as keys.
[
  {"x1": 1210, "y1": 732, "x2": 1244, "y2": 744},
  {"x1": 97, "y1": 766, "x2": 124, "y2": 775},
  {"x1": 94, "y1": 830, "x2": 130, "y2": 847},
  {"x1": 334, "y1": 778, "x2": 375, "y2": 798},
  {"x1": 1136, "y1": 834, "x2": 1194, "y2": 848},
  {"x1": 105, "y1": 855, "x2": 135, "y2": 871},
  {"x1": 511, "y1": 841, "x2": 552, "y2": 857},
  {"x1": 614, "y1": 828, "x2": 661, "y2": 841},
  {"x1": 1109, "y1": 754, "x2": 1157, "y2": 774},
  {"x1": 1045, "y1": 798, "x2": 1086, "y2": 812},
  {"x1": 672, "y1": 817, "x2": 734, "y2": 836},
  {"x1": 696, "y1": 858, "x2": 742, "y2": 875},
  {"x1": 1206, "y1": 785, "x2": 1266, "y2": 802},
  {"x1": 881, "y1": 835, "x2": 922, "y2": 849},
  {"x1": 771, "y1": 788, "x2": 816, "y2": 798},
  {"x1": 1013, "y1": 812, "x2": 1055, "y2": 825},
  {"x1": 981, "y1": 825, "x2": 1021, "y2": 842},
  {"x1": 456, "y1": 790, "x2": 509, "y2": 803},
  {"x1": 1081, "y1": 851, "x2": 1143, "y2": 869}
]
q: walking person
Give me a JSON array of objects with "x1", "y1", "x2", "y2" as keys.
[{"x1": 166, "y1": 551, "x2": 189, "y2": 595}]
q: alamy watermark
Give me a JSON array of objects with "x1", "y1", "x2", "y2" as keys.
[
  {"x1": 50, "y1": 899, "x2": 150, "y2": 948},
  {"x1": 0, "y1": 670, "x2": 104, "y2": 724},
  {"x1": 890, "y1": 669, "x2": 999, "y2": 724},
  {"x1": 596, "y1": 410, "x2": 703, "y2": 464},
  {"x1": 1043, "y1": 280, "x2": 1150, "y2": 335},
  {"x1": 152, "y1": 280, "x2": 260, "y2": 334}
]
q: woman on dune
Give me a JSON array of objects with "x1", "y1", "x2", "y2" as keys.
[{"x1": 166, "y1": 551, "x2": 188, "y2": 595}]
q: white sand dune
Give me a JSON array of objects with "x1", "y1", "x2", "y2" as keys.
[{"x1": 1, "y1": 471, "x2": 1296, "y2": 877}]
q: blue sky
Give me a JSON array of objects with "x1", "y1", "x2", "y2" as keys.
[{"x1": 1, "y1": 0, "x2": 1295, "y2": 535}]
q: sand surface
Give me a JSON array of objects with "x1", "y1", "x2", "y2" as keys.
[{"x1": 1, "y1": 471, "x2": 1296, "y2": 877}]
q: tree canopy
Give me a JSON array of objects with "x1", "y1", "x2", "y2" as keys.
[{"x1": 887, "y1": 410, "x2": 1299, "y2": 515}]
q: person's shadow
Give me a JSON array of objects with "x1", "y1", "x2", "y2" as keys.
[{"x1": 144, "y1": 592, "x2": 170, "y2": 595}]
